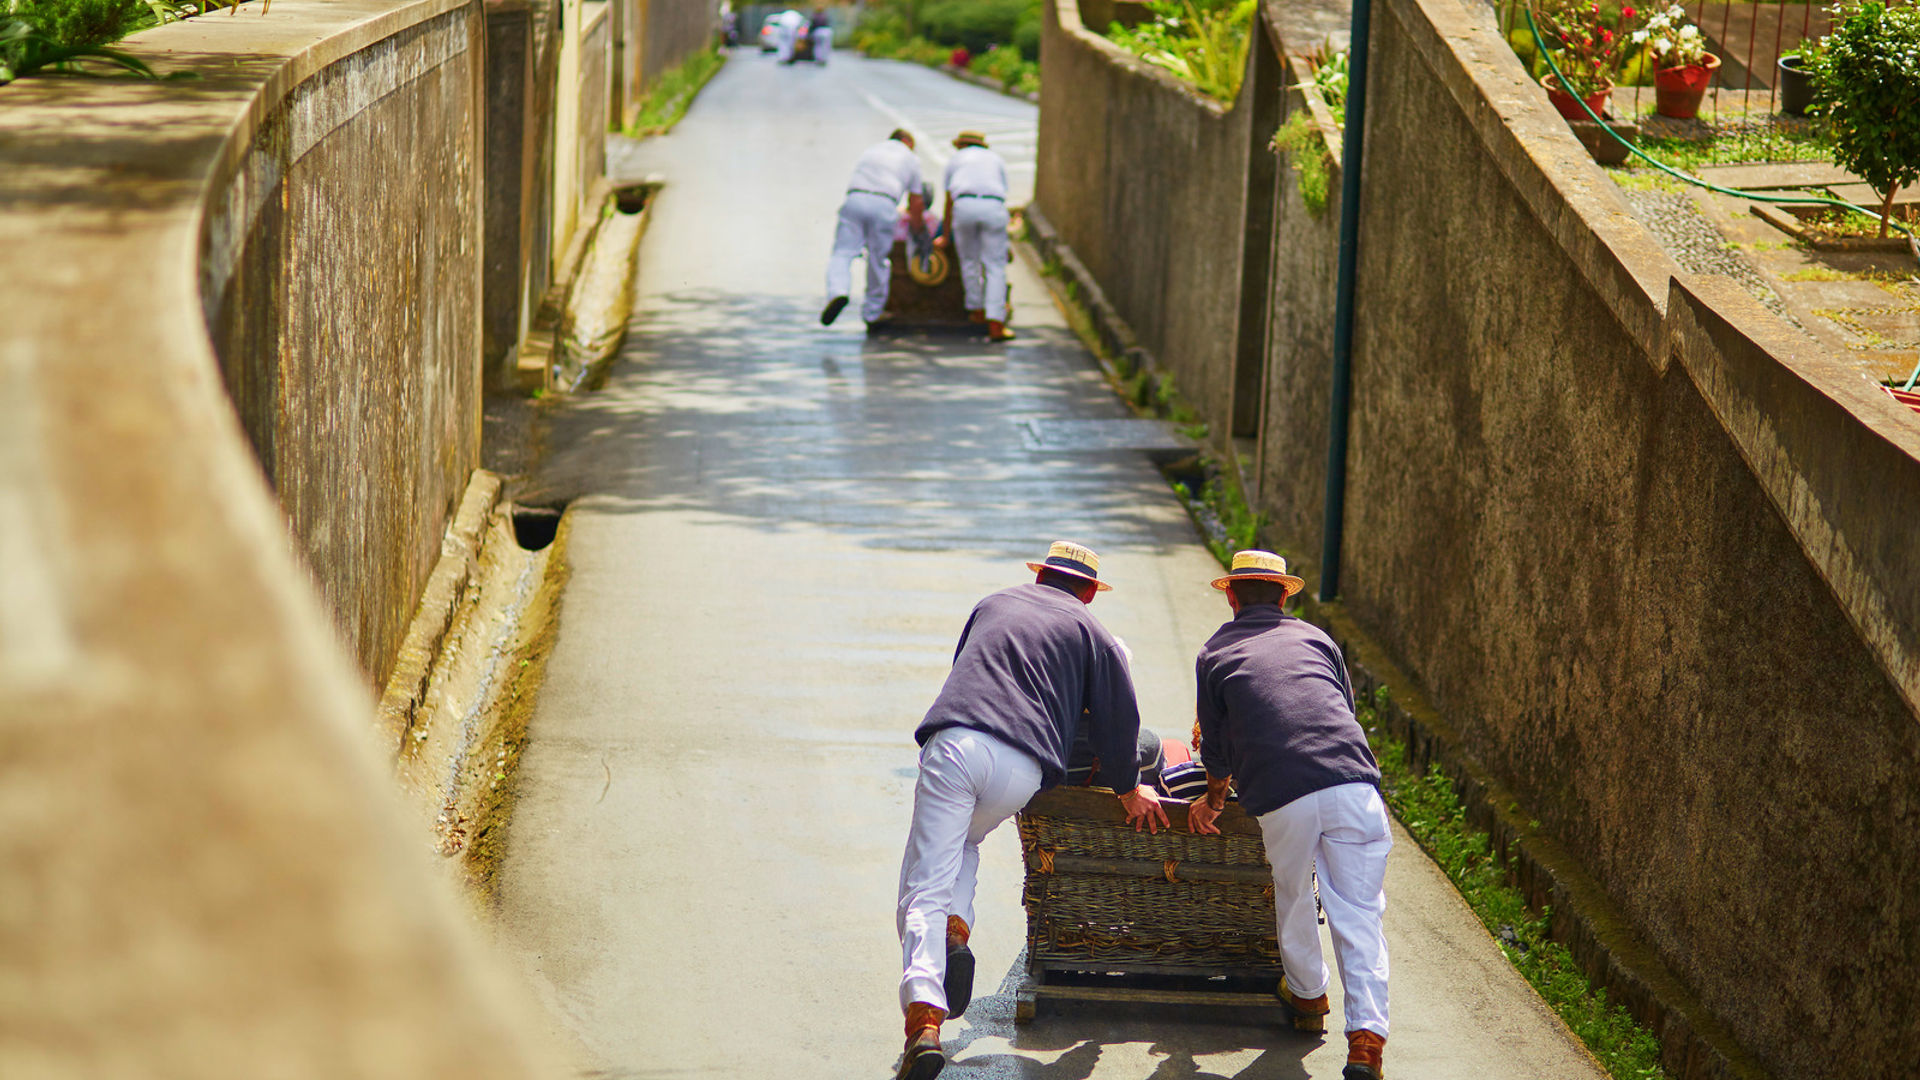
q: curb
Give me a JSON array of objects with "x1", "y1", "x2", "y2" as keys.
[
  {"x1": 375, "y1": 469, "x2": 504, "y2": 755},
  {"x1": 1299, "y1": 597, "x2": 1772, "y2": 1080},
  {"x1": 939, "y1": 63, "x2": 1039, "y2": 104}
]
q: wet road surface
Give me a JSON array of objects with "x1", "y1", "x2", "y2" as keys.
[{"x1": 496, "y1": 50, "x2": 1610, "y2": 1080}]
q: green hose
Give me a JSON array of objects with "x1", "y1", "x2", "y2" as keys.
[{"x1": 1523, "y1": 8, "x2": 1920, "y2": 391}]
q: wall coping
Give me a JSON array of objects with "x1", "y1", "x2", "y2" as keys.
[{"x1": 0, "y1": 1, "x2": 565, "y2": 1069}]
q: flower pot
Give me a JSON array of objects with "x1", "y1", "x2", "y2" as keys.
[
  {"x1": 1777, "y1": 53, "x2": 1814, "y2": 116},
  {"x1": 1653, "y1": 53, "x2": 1720, "y2": 119},
  {"x1": 1541, "y1": 73, "x2": 1613, "y2": 122}
]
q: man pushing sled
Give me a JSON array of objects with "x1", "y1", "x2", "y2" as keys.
[{"x1": 892, "y1": 541, "x2": 1169, "y2": 1080}]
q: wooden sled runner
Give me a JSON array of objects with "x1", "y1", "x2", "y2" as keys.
[{"x1": 1013, "y1": 785, "x2": 1287, "y2": 1023}]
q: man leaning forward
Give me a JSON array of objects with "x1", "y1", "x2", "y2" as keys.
[
  {"x1": 823, "y1": 129, "x2": 930, "y2": 329},
  {"x1": 895, "y1": 541, "x2": 1169, "y2": 1080},
  {"x1": 1187, "y1": 551, "x2": 1392, "y2": 1080}
]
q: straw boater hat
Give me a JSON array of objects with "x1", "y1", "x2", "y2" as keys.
[
  {"x1": 1211, "y1": 549, "x2": 1305, "y2": 598},
  {"x1": 1026, "y1": 540, "x2": 1112, "y2": 592},
  {"x1": 953, "y1": 130, "x2": 988, "y2": 149}
]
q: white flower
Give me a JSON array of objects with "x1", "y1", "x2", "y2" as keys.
[
  {"x1": 1632, "y1": 28, "x2": 1649, "y2": 42},
  {"x1": 1654, "y1": 36, "x2": 1672, "y2": 53},
  {"x1": 1679, "y1": 24, "x2": 1700, "y2": 39}
]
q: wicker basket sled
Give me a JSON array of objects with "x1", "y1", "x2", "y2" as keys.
[{"x1": 1013, "y1": 785, "x2": 1288, "y2": 1022}]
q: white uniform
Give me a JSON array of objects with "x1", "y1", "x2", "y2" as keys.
[
  {"x1": 774, "y1": 9, "x2": 805, "y2": 62},
  {"x1": 809, "y1": 21, "x2": 832, "y2": 62},
  {"x1": 827, "y1": 140, "x2": 928, "y2": 323},
  {"x1": 942, "y1": 145, "x2": 1011, "y2": 323},
  {"x1": 897, "y1": 726, "x2": 1042, "y2": 1011},
  {"x1": 1260, "y1": 781, "x2": 1393, "y2": 1036}
]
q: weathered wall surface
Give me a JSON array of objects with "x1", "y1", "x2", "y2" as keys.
[
  {"x1": 1254, "y1": 48, "x2": 1342, "y2": 556},
  {"x1": 1037, "y1": 0, "x2": 1920, "y2": 1074},
  {"x1": 205, "y1": 6, "x2": 484, "y2": 690},
  {"x1": 637, "y1": 0, "x2": 714, "y2": 91},
  {"x1": 1036, "y1": 0, "x2": 1252, "y2": 434},
  {"x1": 580, "y1": 0, "x2": 613, "y2": 212},
  {"x1": 0, "y1": 0, "x2": 570, "y2": 1074},
  {"x1": 1343, "y1": 2, "x2": 1920, "y2": 1073}
]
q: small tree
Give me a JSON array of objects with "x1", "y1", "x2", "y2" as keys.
[{"x1": 1808, "y1": 1, "x2": 1920, "y2": 239}]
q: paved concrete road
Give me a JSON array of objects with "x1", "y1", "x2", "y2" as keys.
[{"x1": 498, "y1": 50, "x2": 1609, "y2": 1080}]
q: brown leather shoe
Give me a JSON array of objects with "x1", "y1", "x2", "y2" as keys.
[
  {"x1": 1277, "y1": 976, "x2": 1330, "y2": 1033},
  {"x1": 967, "y1": 309, "x2": 987, "y2": 323},
  {"x1": 944, "y1": 915, "x2": 975, "y2": 1019},
  {"x1": 1343, "y1": 1029, "x2": 1386, "y2": 1079},
  {"x1": 986, "y1": 320, "x2": 1015, "y2": 342},
  {"x1": 897, "y1": 1003, "x2": 946, "y2": 1080}
]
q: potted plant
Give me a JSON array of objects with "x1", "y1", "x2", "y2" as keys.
[
  {"x1": 1533, "y1": 0, "x2": 1642, "y2": 121},
  {"x1": 1633, "y1": 4, "x2": 1718, "y2": 119},
  {"x1": 1806, "y1": 1, "x2": 1920, "y2": 239},
  {"x1": 1776, "y1": 37, "x2": 1822, "y2": 117}
]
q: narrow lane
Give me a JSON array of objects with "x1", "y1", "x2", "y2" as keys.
[{"x1": 498, "y1": 50, "x2": 1610, "y2": 1080}]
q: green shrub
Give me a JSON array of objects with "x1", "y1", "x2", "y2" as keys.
[
  {"x1": 1105, "y1": 0, "x2": 1256, "y2": 101},
  {"x1": 1271, "y1": 110, "x2": 1334, "y2": 214},
  {"x1": 8, "y1": 0, "x2": 146, "y2": 49},
  {"x1": 918, "y1": 0, "x2": 1029, "y2": 55},
  {"x1": 1807, "y1": 0, "x2": 1920, "y2": 237}
]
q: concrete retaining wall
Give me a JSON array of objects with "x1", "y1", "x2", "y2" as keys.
[
  {"x1": 1038, "y1": 0, "x2": 1920, "y2": 1074},
  {"x1": 1036, "y1": 0, "x2": 1257, "y2": 435},
  {"x1": 0, "y1": 0, "x2": 570, "y2": 1072},
  {"x1": 203, "y1": 4, "x2": 485, "y2": 690}
]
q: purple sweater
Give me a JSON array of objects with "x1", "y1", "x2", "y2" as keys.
[
  {"x1": 916, "y1": 582, "x2": 1143, "y2": 793},
  {"x1": 1195, "y1": 604, "x2": 1380, "y2": 816}
]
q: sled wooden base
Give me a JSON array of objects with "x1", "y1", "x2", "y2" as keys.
[{"x1": 1013, "y1": 966, "x2": 1287, "y2": 1025}]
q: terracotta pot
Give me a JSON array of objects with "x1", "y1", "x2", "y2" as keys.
[
  {"x1": 1541, "y1": 73, "x2": 1614, "y2": 121},
  {"x1": 1653, "y1": 53, "x2": 1721, "y2": 119},
  {"x1": 1777, "y1": 53, "x2": 1814, "y2": 116}
]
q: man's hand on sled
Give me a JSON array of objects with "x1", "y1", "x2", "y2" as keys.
[
  {"x1": 1119, "y1": 785, "x2": 1170, "y2": 834},
  {"x1": 1187, "y1": 795, "x2": 1222, "y2": 835}
]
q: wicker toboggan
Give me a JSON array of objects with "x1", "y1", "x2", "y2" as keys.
[{"x1": 1013, "y1": 785, "x2": 1288, "y2": 1021}]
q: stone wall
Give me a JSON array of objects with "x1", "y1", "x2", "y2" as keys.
[
  {"x1": 1036, "y1": 0, "x2": 1257, "y2": 435},
  {"x1": 1037, "y1": 0, "x2": 1920, "y2": 1074},
  {"x1": 1253, "y1": 47, "x2": 1343, "y2": 553},
  {"x1": 203, "y1": 5, "x2": 485, "y2": 690},
  {"x1": 0, "y1": 0, "x2": 571, "y2": 1073}
]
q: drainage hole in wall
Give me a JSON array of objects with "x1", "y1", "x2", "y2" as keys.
[
  {"x1": 511, "y1": 504, "x2": 565, "y2": 551},
  {"x1": 613, "y1": 183, "x2": 656, "y2": 215}
]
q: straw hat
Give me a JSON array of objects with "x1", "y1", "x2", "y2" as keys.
[
  {"x1": 953, "y1": 130, "x2": 988, "y2": 149},
  {"x1": 1210, "y1": 550, "x2": 1305, "y2": 597},
  {"x1": 1026, "y1": 540, "x2": 1112, "y2": 592}
]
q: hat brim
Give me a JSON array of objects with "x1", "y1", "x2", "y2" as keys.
[
  {"x1": 1028, "y1": 561, "x2": 1113, "y2": 591},
  {"x1": 1210, "y1": 571, "x2": 1305, "y2": 596},
  {"x1": 953, "y1": 136, "x2": 986, "y2": 148}
]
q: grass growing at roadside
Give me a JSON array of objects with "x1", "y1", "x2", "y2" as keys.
[
  {"x1": 1360, "y1": 689, "x2": 1669, "y2": 1080},
  {"x1": 625, "y1": 45, "x2": 726, "y2": 137},
  {"x1": 1626, "y1": 126, "x2": 1830, "y2": 173}
]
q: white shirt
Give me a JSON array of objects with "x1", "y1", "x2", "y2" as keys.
[
  {"x1": 846, "y1": 139, "x2": 929, "y2": 203},
  {"x1": 942, "y1": 145, "x2": 1008, "y2": 199}
]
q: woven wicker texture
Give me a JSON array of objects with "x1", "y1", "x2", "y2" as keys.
[{"x1": 1018, "y1": 799, "x2": 1283, "y2": 972}]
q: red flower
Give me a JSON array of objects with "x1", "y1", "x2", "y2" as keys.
[
  {"x1": 1601, "y1": 28, "x2": 1614, "y2": 42},
  {"x1": 1621, "y1": 5, "x2": 1636, "y2": 17}
]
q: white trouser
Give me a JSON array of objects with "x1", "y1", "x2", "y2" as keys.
[
  {"x1": 897, "y1": 726, "x2": 1043, "y2": 1012},
  {"x1": 1258, "y1": 781, "x2": 1392, "y2": 1037},
  {"x1": 810, "y1": 27, "x2": 832, "y2": 61},
  {"x1": 776, "y1": 25, "x2": 795, "y2": 61},
  {"x1": 951, "y1": 196, "x2": 1010, "y2": 322},
  {"x1": 826, "y1": 192, "x2": 897, "y2": 322}
]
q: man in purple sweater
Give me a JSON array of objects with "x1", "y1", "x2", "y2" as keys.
[
  {"x1": 894, "y1": 541, "x2": 1169, "y2": 1080},
  {"x1": 1187, "y1": 550, "x2": 1391, "y2": 1080}
]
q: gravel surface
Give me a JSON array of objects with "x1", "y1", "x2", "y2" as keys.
[{"x1": 1617, "y1": 185, "x2": 1794, "y2": 320}]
